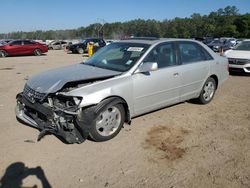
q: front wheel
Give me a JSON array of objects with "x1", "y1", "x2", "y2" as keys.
[
  {"x1": 0, "y1": 50, "x2": 7, "y2": 57},
  {"x1": 34, "y1": 49, "x2": 42, "y2": 56},
  {"x1": 197, "y1": 77, "x2": 216, "y2": 104},
  {"x1": 89, "y1": 104, "x2": 125, "y2": 142}
]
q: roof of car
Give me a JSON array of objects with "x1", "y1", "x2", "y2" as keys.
[
  {"x1": 10, "y1": 39, "x2": 32, "y2": 42},
  {"x1": 118, "y1": 38, "x2": 200, "y2": 45}
]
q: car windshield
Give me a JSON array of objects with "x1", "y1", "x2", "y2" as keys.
[
  {"x1": 80, "y1": 39, "x2": 86, "y2": 43},
  {"x1": 0, "y1": 41, "x2": 6, "y2": 45},
  {"x1": 83, "y1": 42, "x2": 150, "y2": 72},
  {"x1": 210, "y1": 39, "x2": 220, "y2": 44},
  {"x1": 233, "y1": 41, "x2": 250, "y2": 51}
]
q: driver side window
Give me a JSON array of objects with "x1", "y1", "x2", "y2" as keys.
[{"x1": 143, "y1": 43, "x2": 176, "y2": 69}]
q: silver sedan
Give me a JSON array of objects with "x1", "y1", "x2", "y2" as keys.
[{"x1": 16, "y1": 38, "x2": 229, "y2": 143}]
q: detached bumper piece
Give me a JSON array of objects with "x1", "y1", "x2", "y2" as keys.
[{"x1": 16, "y1": 93, "x2": 85, "y2": 144}]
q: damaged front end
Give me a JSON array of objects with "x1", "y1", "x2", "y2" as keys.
[{"x1": 16, "y1": 84, "x2": 90, "y2": 144}]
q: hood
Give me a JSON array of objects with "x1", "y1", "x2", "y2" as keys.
[
  {"x1": 26, "y1": 64, "x2": 121, "y2": 93},
  {"x1": 224, "y1": 50, "x2": 250, "y2": 59}
]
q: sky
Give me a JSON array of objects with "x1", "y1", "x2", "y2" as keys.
[{"x1": 1, "y1": 0, "x2": 250, "y2": 33}]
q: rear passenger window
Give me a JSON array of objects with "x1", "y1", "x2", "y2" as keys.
[
  {"x1": 178, "y1": 42, "x2": 212, "y2": 64},
  {"x1": 10, "y1": 41, "x2": 22, "y2": 45}
]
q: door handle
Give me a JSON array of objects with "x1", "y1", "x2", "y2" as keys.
[{"x1": 173, "y1": 73, "x2": 179, "y2": 77}]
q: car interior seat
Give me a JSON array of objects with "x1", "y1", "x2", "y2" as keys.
[{"x1": 157, "y1": 48, "x2": 174, "y2": 68}]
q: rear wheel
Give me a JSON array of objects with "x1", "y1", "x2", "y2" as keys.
[
  {"x1": 89, "y1": 104, "x2": 125, "y2": 142},
  {"x1": 0, "y1": 50, "x2": 7, "y2": 57},
  {"x1": 197, "y1": 77, "x2": 216, "y2": 104},
  {"x1": 34, "y1": 49, "x2": 42, "y2": 56},
  {"x1": 77, "y1": 48, "x2": 84, "y2": 54}
]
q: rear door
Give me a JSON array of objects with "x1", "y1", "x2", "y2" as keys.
[
  {"x1": 132, "y1": 42, "x2": 181, "y2": 115},
  {"x1": 23, "y1": 40, "x2": 35, "y2": 54},
  {"x1": 176, "y1": 41, "x2": 213, "y2": 101}
]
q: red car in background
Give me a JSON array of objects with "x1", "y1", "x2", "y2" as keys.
[{"x1": 0, "y1": 40, "x2": 48, "y2": 57}]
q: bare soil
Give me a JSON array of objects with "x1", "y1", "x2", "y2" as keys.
[{"x1": 0, "y1": 51, "x2": 249, "y2": 188}]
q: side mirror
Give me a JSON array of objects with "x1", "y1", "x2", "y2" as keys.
[{"x1": 135, "y1": 62, "x2": 158, "y2": 73}]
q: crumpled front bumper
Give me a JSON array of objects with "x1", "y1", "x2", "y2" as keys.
[{"x1": 15, "y1": 93, "x2": 86, "y2": 144}]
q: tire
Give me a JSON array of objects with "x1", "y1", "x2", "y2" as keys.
[
  {"x1": 77, "y1": 48, "x2": 84, "y2": 54},
  {"x1": 34, "y1": 49, "x2": 42, "y2": 56},
  {"x1": 197, "y1": 77, "x2": 216, "y2": 104},
  {"x1": 0, "y1": 50, "x2": 7, "y2": 58},
  {"x1": 89, "y1": 103, "x2": 125, "y2": 142}
]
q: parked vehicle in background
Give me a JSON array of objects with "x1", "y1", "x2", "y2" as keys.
[
  {"x1": 0, "y1": 41, "x2": 7, "y2": 46},
  {"x1": 235, "y1": 39, "x2": 244, "y2": 45},
  {"x1": 47, "y1": 40, "x2": 68, "y2": 50},
  {"x1": 223, "y1": 39, "x2": 250, "y2": 73},
  {"x1": 105, "y1": 39, "x2": 118, "y2": 45},
  {"x1": 0, "y1": 39, "x2": 48, "y2": 57},
  {"x1": 221, "y1": 37, "x2": 237, "y2": 46},
  {"x1": 203, "y1": 37, "x2": 214, "y2": 45},
  {"x1": 16, "y1": 38, "x2": 228, "y2": 144},
  {"x1": 195, "y1": 37, "x2": 214, "y2": 45},
  {"x1": 207, "y1": 38, "x2": 236, "y2": 52},
  {"x1": 0, "y1": 39, "x2": 12, "y2": 46},
  {"x1": 68, "y1": 38, "x2": 106, "y2": 54}
]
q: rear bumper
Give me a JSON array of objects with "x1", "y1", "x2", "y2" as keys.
[{"x1": 16, "y1": 93, "x2": 86, "y2": 144}]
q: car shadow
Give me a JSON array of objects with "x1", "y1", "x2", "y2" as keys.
[{"x1": 0, "y1": 162, "x2": 52, "y2": 188}]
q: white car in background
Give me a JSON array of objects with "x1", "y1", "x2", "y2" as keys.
[
  {"x1": 105, "y1": 39, "x2": 118, "y2": 45},
  {"x1": 224, "y1": 40, "x2": 250, "y2": 73}
]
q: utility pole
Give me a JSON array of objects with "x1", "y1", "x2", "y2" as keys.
[{"x1": 97, "y1": 18, "x2": 106, "y2": 38}]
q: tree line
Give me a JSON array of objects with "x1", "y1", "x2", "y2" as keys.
[{"x1": 0, "y1": 6, "x2": 249, "y2": 40}]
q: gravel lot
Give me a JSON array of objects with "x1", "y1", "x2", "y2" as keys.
[{"x1": 0, "y1": 51, "x2": 249, "y2": 188}]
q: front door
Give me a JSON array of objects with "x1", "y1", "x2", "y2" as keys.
[{"x1": 132, "y1": 42, "x2": 181, "y2": 116}]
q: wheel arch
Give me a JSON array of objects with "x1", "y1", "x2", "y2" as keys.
[
  {"x1": 95, "y1": 96, "x2": 131, "y2": 124},
  {"x1": 0, "y1": 49, "x2": 8, "y2": 57},
  {"x1": 34, "y1": 48, "x2": 42, "y2": 54},
  {"x1": 209, "y1": 74, "x2": 218, "y2": 89}
]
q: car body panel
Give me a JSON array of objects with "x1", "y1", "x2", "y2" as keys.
[
  {"x1": 26, "y1": 64, "x2": 121, "y2": 93},
  {"x1": 0, "y1": 40, "x2": 48, "y2": 56},
  {"x1": 178, "y1": 60, "x2": 210, "y2": 101},
  {"x1": 224, "y1": 49, "x2": 250, "y2": 59},
  {"x1": 16, "y1": 38, "x2": 229, "y2": 143},
  {"x1": 224, "y1": 41, "x2": 250, "y2": 73},
  {"x1": 48, "y1": 40, "x2": 68, "y2": 50},
  {"x1": 61, "y1": 74, "x2": 134, "y2": 115},
  {"x1": 68, "y1": 38, "x2": 106, "y2": 53},
  {"x1": 132, "y1": 66, "x2": 181, "y2": 115}
]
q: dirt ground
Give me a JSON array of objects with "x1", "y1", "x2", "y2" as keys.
[{"x1": 0, "y1": 50, "x2": 249, "y2": 188}]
